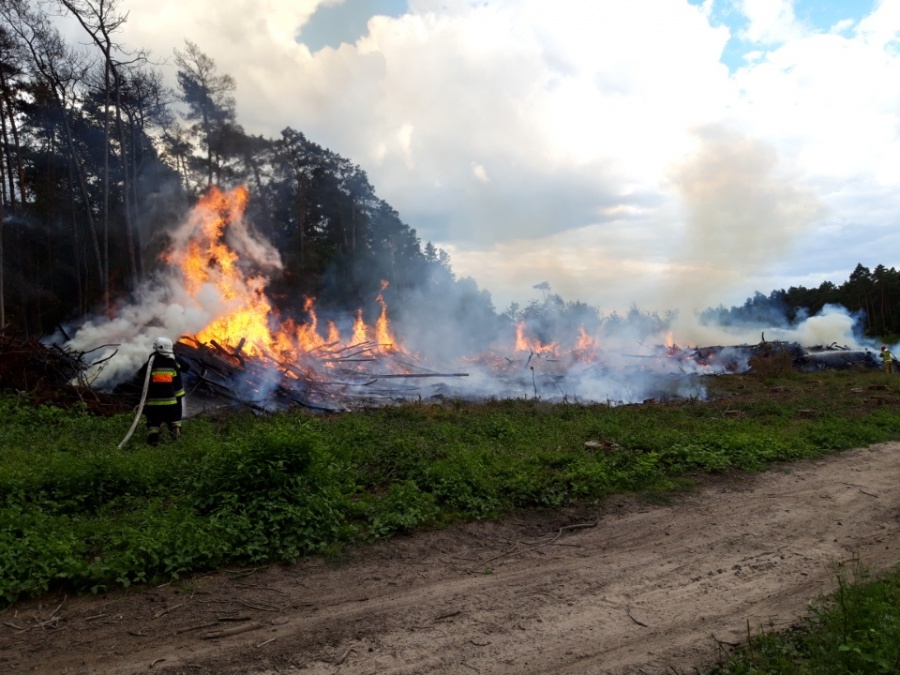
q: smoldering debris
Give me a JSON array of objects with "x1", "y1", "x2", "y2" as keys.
[
  {"x1": 1, "y1": 331, "x2": 881, "y2": 417},
  {"x1": 113, "y1": 336, "x2": 472, "y2": 414},
  {"x1": 796, "y1": 343, "x2": 880, "y2": 371}
]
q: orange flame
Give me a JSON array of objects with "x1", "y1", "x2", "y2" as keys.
[
  {"x1": 514, "y1": 322, "x2": 529, "y2": 351},
  {"x1": 513, "y1": 321, "x2": 559, "y2": 356},
  {"x1": 353, "y1": 309, "x2": 368, "y2": 345},
  {"x1": 375, "y1": 280, "x2": 398, "y2": 351},
  {"x1": 576, "y1": 327, "x2": 596, "y2": 351},
  {"x1": 168, "y1": 185, "x2": 406, "y2": 360}
]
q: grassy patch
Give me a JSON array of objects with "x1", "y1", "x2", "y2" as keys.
[
  {"x1": 704, "y1": 562, "x2": 900, "y2": 674},
  {"x1": 1, "y1": 369, "x2": 900, "y2": 604}
]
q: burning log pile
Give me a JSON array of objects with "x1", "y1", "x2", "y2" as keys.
[
  {"x1": 3, "y1": 188, "x2": 884, "y2": 417},
  {"x1": 0, "y1": 330, "x2": 883, "y2": 417},
  {"x1": 153, "y1": 336, "x2": 470, "y2": 414},
  {"x1": 627, "y1": 340, "x2": 879, "y2": 375}
]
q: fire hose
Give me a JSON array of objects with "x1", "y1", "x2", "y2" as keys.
[{"x1": 117, "y1": 354, "x2": 155, "y2": 449}]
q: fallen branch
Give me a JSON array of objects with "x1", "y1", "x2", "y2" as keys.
[
  {"x1": 153, "y1": 602, "x2": 184, "y2": 619},
  {"x1": 435, "y1": 610, "x2": 461, "y2": 622},
  {"x1": 175, "y1": 621, "x2": 219, "y2": 634},
  {"x1": 201, "y1": 622, "x2": 263, "y2": 639},
  {"x1": 365, "y1": 373, "x2": 469, "y2": 379},
  {"x1": 476, "y1": 520, "x2": 598, "y2": 568},
  {"x1": 626, "y1": 606, "x2": 649, "y2": 628}
]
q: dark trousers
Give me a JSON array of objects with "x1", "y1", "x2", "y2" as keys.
[{"x1": 145, "y1": 400, "x2": 183, "y2": 433}]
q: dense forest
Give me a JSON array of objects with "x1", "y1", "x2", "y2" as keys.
[
  {"x1": 700, "y1": 263, "x2": 900, "y2": 342},
  {"x1": 0, "y1": 0, "x2": 895, "y2": 346},
  {"x1": 0, "y1": 0, "x2": 495, "y2": 340}
]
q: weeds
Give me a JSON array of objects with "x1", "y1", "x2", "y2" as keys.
[
  {"x1": 1, "y1": 370, "x2": 900, "y2": 605},
  {"x1": 705, "y1": 563, "x2": 900, "y2": 674}
]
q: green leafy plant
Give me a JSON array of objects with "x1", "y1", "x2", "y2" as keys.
[{"x1": 2, "y1": 369, "x2": 900, "y2": 606}]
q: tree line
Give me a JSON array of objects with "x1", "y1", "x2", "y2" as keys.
[
  {"x1": 701, "y1": 263, "x2": 900, "y2": 342},
  {"x1": 0, "y1": 0, "x2": 483, "y2": 337},
  {"x1": 0, "y1": 1, "x2": 893, "y2": 347}
]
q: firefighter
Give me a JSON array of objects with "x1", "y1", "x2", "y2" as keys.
[
  {"x1": 137, "y1": 337, "x2": 191, "y2": 445},
  {"x1": 880, "y1": 345, "x2": 895, "y2": 374}
]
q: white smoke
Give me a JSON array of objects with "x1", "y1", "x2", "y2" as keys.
[
  {"x1": 669, "y1": 303, "x2": 863, "y2": 350},
  {"x1": 60, "y1": 180, "x2": 875, "y2": 406},
  {"x1": 662, "y1": 125, "x2": 822, "y2": 315},
  {"x1": 63, "y1": 192, "x2": 281, "y2": 388}
]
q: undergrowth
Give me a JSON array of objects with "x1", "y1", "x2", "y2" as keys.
[
  {"x1": 703, "y1": 562, "x2": 900, "y2": 674},
  {"x1": 1, "y1": 369, "x2": 900, "y2": 605}
]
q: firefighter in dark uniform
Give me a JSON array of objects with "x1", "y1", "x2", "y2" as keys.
[{"x1": 137, "y1": 337, "x2": 190, "y2": 445}]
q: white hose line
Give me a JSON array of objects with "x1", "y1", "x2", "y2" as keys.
[{"x1": 117, "y1": 354, "x2": 155, "y2": 450}]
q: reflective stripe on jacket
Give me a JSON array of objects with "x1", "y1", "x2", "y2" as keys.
[{"x1": 140, "y1": 355, "x2": 187, "y2": 406}]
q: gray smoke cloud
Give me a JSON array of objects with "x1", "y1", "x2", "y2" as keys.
[
  {"x1": 61, "y1": 182, "x2": 878, "y2": 408},
  {"x1": 661, "y1": 125, "x2": 823, "y2": 316}
]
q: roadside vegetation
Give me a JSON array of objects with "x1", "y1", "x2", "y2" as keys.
[
  {"x1": 3, "y1": 366, "x2": 900, "y2": 672},
  {"x1": 703, "y1": 562, "x2": 900, "y2": 674}
]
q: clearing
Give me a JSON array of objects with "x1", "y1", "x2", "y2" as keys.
[{"x1": 3, "y1": 442, "x2": 899, "y2": 675}]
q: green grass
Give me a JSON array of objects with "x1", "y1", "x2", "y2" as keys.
[
  {"x1": 703, "y1": 562, "x2": 900, "y2": 674},
  {"x1": 1, "y1": 369, "x2": 900, "y2": 608}
]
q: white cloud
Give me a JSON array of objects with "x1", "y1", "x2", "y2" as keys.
[
  {"x1": 737, "y1": 0, "x2": 804, "y2": 44},
  {"x1": 50, "y1": 0, "x2": 900, "y2": 316}
]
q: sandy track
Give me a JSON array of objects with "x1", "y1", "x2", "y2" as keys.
[{"x1": 4, "y1": 443, "x2": 899, "y2": 675}]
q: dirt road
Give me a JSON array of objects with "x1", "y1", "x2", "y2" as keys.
[{"x1": 4, "y1": 442, "x2": 900, "y2": 675}]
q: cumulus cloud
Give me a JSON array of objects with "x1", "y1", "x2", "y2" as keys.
[
  {"x1": 49, "y1": 0, "x2": 900, "y2": 315},
  {"x1": 737, "y1": 0, "x2": 804, "y2": 44}
]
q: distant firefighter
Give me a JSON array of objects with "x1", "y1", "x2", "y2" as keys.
[
  {"x1": 880, "y1": 345, "x2": 895, "y2": 374},
  {"x1": 135, "y1": 337, "x2": 192, "y2": 445}
]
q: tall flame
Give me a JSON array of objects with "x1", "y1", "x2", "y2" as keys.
[
  {"x1": 166, "y1": 185, "x2": 405, "y2": 360},
  {"x1": 375, "y1": 281, "x2": 398, "y2": 350},
  {"x1": 513, "y1": 321, "x2": 559, "y2": 355},
  {"x1": 164, "y1": 186, "x2": 276, "y2": 357}
]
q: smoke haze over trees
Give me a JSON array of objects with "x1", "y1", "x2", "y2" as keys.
[
  {"x1": 0, "y1": 1, "x2": 491, "y2": 339},
  {"x1": 700, "y1": 263, "x2": 900, "y2": 343},
  {"x1": 0, "y1": 1, "x2": 896, "y2": 347}
]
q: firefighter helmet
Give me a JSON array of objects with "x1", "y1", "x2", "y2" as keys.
[{"x1": 152, "y1": 336, "x2": 174, "y2": 357}]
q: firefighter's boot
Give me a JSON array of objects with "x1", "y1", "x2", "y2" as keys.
[
  {"x1": 147, "y1": 428, "x2": 161, "y2": 446},
  {"x1": 172, "y1": 425, "x2": 182, "y2": 440}
]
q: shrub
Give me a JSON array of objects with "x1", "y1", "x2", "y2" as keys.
[{"x1": 190, "y1": 424, "x2": 350, "y2": 559}]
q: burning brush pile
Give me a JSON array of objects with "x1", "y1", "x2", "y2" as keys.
[{"x1": 21, "y1": 186, "x2": 879, "y2": 414}]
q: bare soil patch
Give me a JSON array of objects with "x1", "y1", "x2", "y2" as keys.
[{"x1": 3, "y1": 442, "x2": 900, "y2": 675}]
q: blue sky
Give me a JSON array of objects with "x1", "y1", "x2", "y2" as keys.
[
  {"x1": 693, "y1": 0, "x2": 878, "y2": 70},
  {"x1": 62, "y1": 0, "x2": 900, "y2": 339},
  {"x1": 299, "y1": 0, "x2": 408, "y2": 52},
  {"x1": 298, "y1": 1, "x2": 878, "y2": 70}
]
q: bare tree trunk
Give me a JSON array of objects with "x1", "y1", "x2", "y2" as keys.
[
  {"x1": 0, "y1": 200, "x2": 5, "y2": 329},
  {"x1": 0, "y1": 88, "x2": 11, "y2": 209},
  {"x1": 126, "y1": 108, "x2": 143, "y2": 280},
  {"x1": 0, "y1": 122, "x2": 8, "y2": 207},
  {"x1": 2, "y1": 1, "x2": 108, "y2": 311},
  {"x1": 0, "y1": 66, "x2": 25, "y2": 207},
  {"x1": 61, "y1": 105, "x2": 106, "y2": 310},
  {"x1": 113, "y1": 69, "x2": 137, "y2": 287},
  {"x1": 68, "y1": 159, "x2": 85, "y2": 317},
  {"x1": 57, "y1": 0, "x2": 140, "y2": 303}
]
